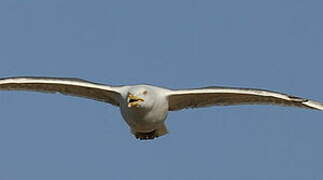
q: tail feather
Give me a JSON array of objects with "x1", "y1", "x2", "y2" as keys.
[{"x1": 132, "y1": 124, "x2": 169, "y2": 140}]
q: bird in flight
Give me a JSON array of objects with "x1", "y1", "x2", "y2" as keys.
[{"x1": 0, "y1": 76, "x2": 322, "y2": 140}]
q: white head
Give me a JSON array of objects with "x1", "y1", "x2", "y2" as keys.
[{"x1": 126, "y1": 86, "x2": 154, "y2": 110}]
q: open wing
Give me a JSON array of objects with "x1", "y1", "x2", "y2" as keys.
[
  {"x1": 167, "y1": 86, "x2": 323, "y2": 111},
  {"x1": 0, "y1": 76, "x2": 123, "y2": 106}
]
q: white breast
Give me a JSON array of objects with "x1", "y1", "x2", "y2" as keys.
[{"x1": 119, "y1": 87, "x2": 169, "y2": 132}]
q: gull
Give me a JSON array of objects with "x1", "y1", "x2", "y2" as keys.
[{"x1": 0, "y1": 76, "x2": 322, "y2": 140}]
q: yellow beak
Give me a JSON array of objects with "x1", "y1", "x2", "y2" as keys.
[{"x1": 127, "y1": 94, "x2": 144, "y2": 108}]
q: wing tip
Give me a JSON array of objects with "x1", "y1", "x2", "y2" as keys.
[{"x1": 302, "y1": 100, "x2": 323, "y2": 111}]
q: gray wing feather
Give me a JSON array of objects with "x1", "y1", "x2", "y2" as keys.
[
  {"x1": 0, "y1": 76, "x2": 123, "y2": 106},
  {"x1": 167, "y1": 86, "x2": 323, "y2": 111}
]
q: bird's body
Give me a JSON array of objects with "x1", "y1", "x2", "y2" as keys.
[
  {"x1": 0, "y1": 76, "x2": 322, "y2": 140},
  {"x1": 119, "y1": 85, "x2": 170, "y2": 139}
]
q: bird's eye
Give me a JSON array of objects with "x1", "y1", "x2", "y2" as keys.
[{"x1": 143, "y1": 90, "x2": 148, "y2": 95}]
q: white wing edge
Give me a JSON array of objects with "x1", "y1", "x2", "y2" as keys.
[
  {"x1": 0, "y1": 77, "x2": 119, "y2": 92},
  {"x1": 167, "y1": 88, "x2": 291, "y2": 100}
]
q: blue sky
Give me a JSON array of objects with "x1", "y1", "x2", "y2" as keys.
[{"x1": 0, "y1": 0, "x2": 323, "y2": 179}]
